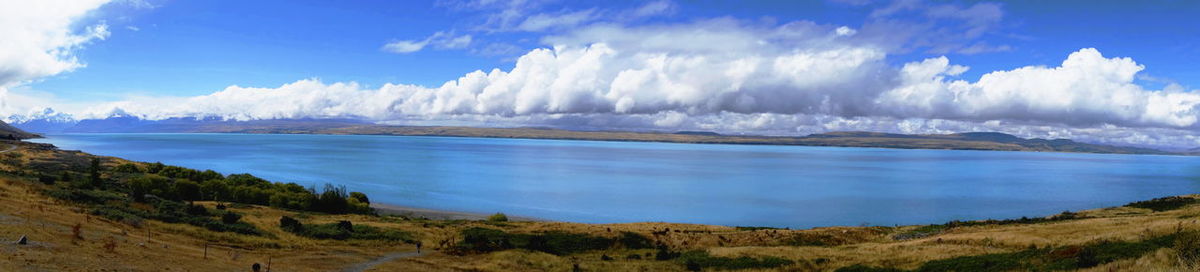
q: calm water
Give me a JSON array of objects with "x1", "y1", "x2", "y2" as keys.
[{"x1": 32, "y1": 133, "x2": 1200, "y2": 228}]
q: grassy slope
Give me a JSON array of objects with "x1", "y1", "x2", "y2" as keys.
[
  {"x1": 0, "y1": 140, "x2": 1196, "y2": 271},
  {"x1": 0, "y1": 121, "x2": 38, "y2": 140}
]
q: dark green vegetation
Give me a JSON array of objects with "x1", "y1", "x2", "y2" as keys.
[
  {"x1": 651, "y1": 248, "x2": 793, "y2": 271},
  {"x1": 894, "y1": 211, "x2": 1082, "y2": 240},
  {"x1": 8, "y1": 145, "x2": 374, "y2": 236},
  {"x1": 277, "y1": 216, "x2": 413, "y2": 241},
  {"x1": 841, "y1": 232, "x2": 1192, "y2": 272},
  {"x1": 121, "y1": 162, "x2": 372, "y2": 214},
  {"x1": 679, "y1": 251, "x2": 793, "y2": 271},
  {"x1": 453, "y1": 227, "x2": 654, "y2": 255},
  {"x1": 1126, "y1": 196, "x2": 1199, "y2": 212}
]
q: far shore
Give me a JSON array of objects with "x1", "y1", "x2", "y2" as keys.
[{"x1": 370, "y1": 202, "x2": 545, "y2": 222}]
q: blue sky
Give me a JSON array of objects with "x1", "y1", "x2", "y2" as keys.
[
  {"x1": 32, "y1": 0, "x2": 1200, "y2": 98},
  {"x1": 3, "y1": 0, "x2": 1200, "y2": 148}
]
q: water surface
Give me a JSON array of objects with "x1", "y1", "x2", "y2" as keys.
[{"x1": 33, "y1": 133, "x2": 1200, "y2": 228}]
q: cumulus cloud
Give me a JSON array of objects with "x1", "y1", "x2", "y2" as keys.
[
  {"x1": 76, "y1": 18, "x2": 1200, "y2": 149},
  {"x1": 877, "y1": 48, "x2": 1200, "y2": 129},
  {"x1": 12, "y1": 1, "x2": 1198, "y2": 148},
  {"x1": 0, "y1": 0, "x2": 112, "y2": 113}
]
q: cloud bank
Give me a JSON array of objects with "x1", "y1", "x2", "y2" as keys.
[{"x1": 69, "y1": 18, "x2": 1200, "y2": 148}]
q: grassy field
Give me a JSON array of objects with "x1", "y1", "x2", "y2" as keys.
[{"x1": 1, "y1": 139, "x2": 1197, "y2": 271}]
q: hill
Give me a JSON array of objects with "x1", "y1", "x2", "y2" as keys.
[
  {"x1": 233, "y1": 125, "x2": 1171, "y2": 155},
  {"x1": 0, "y1": 120, "x2": 38, "y2": 139}
]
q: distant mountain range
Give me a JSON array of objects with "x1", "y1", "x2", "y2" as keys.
[{"x1": 6, "y1": 112, "x2": 1179, "y2": 155}]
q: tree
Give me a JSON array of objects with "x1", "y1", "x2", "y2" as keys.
[
  {"x1": 175, "y1": 180, "x2": 202, "y2": 203},
  {"x1": 88, "y1": 158, "x2": 103, "y2": 189},
  {"x1": 200, "y1": 179, "x2": 230, "y2": 201},
  {"x1": 349, "y1": 192, "x2": 370, "y2": 204},
  {"x1": 315, "y1": 184, "x2": 349, "y2": 214}
]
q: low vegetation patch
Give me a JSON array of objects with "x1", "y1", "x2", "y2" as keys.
[
  {"x1": 894, "y1": 211, "x2": 1081, "y2": 240},
  {"x1": 10, "y1": 148, "x2": 378, "y2": 237},
  {"x1": 278, "y1": 216, "x2": 413, "y2": 241},
  {"x1": 843, "y1": 232, "x2": 1184, "y2": 271},
  {"x1": 453, "y1": 227, "x2": 653, "y2": 255},
  {"x1": 1125, "y1": 196, "x2": 1197, "y2": 212},
  {"x1": 677, "y1": 250, "x2": 793, "y2": 271},
  {"x1": 734, "y1": 226, "x2": 787, "y2": 231}
]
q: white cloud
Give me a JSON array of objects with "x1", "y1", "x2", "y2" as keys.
[
  {"x1": 0, "y1": 0, "x2": 112, "y2": 113},
  {"x1": 20, "y1": 13, "x2": 1198, "y2": 148},
  {"x1": 382, "y1": 31, "x2": 473, "y2": 54},
  {"x1": 628, "y1": 0, "x2": 676, "y2": 18},
  {"x1": 835, "y1": 26, "x2": 857, "y2": 36},
  {"x1": 516, "y1": 9, "x2": 597, "y2": 32},
  {"x1": 877, "y1": 48, "x2": 1200, "y2": 129}
]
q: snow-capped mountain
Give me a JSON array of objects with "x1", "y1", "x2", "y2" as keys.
[{"x1": 4, "y1": 108, "x2": 79, "y2": 133}]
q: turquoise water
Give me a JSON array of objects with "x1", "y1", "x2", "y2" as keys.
[{"x1": 32, "y1": 133, "x2": 1200, "y2": 228}]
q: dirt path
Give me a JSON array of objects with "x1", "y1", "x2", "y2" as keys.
[
  {"x1": 341, "y1": 250, "x2": 425, "y2": 272},
  {"x1": 0, "y1": 143, "x2": 15, "y2": 153}
]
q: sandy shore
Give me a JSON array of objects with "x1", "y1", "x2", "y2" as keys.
[{"x1": 370, "y1": 203, "x2": 544, "y2": 222}]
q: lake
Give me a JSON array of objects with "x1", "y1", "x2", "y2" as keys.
[{"x1": 32, "y1": 133, "x2": 1200, "y2": 228}]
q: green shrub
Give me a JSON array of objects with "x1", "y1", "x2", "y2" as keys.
[
  {"x1": 488, "y1": 213, "x2": 509, "y2": 222},
  {"x1": 1176, "y1": 231, "x2": 1200, "y2": 265},
  {"x1": 37, "y1": 174, "x2": 55, "y2": 185},
  {"x1": 186, "y1": 204, "x2": 209, "y2": 216},
  {"x1": 221, "y1": 212, "x2": 242, "y2": 224},
  {"x1": 655, "y1": 246, "x2": 681, "y2": 260},
  {"x1": 279, "y1": 219, "x2": 411, "y2": 241},
  {"x1": 280, "y1": 216, "x2": 303, "y2": 232},
  {"x1": 1126, "y1": 196, "x2": 1197, "y2": 212},
  {"x1": 454, "y1": 227, "x2": 620, "y2": 255},
  {"x1": 835, "y1": 264, "x2": 905, "y2": 272},
  {"x1": 618, "y1": 232, "x2": 654, "y2": 249},
  {"x1": 349, "y1": 192, "x2": 370, "y2": 204},
  {"x1": 677, "y1": 250, "x2": 794, "y2": 270},
  {"x1": 113, "y1": 163, "x2": 141, "y2": 173}
]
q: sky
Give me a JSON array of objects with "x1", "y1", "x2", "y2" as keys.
[{"x1": 1, "y1": 0, "x2": 1200, "y2": 149}]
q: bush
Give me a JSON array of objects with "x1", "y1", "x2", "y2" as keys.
[
  {"x1": 1126, "y1": 196, "x2": 1197, "y2": 212},
  {"x1": 113, "y1": 163, "x2": 141, "y2": 173},
  {"x1": 1176, "y1": 231, "x2": 1200, "y2": 265},
  {"x1": 38, "y1": 175, "x2": 55, "y2": 185},
  {"x1": 656, "y1": 246, "x2": 681, "y2": 260},
  {"x1": 835, "y1": 265, "x2": 905, "y2": 272},
  {"x1": 349, "y1": 192, "x2": 369, "y2": 204},
  {"x1": 186, "y1": 204, "x2": 209, "y2": 216},
  {"x1": 221, "y1": 212, "x2": 242, "y2": 224},
  {"x1": 279, "y1": 219, "x2": 411, "y2": 241},
  {"x1": 315, "y1": 184, "x2": 350, "y2": 214},
  {"x1": 488, "y1": 213, "x2": 509, "y2": 222},
  {"x1": 677, "y1": 250, "x2": 794, "y2": 270},
  {"x1": 618, "y1": 232, "x2": 654, "y2": 249},
  {"x1": 455, "y1": 227, "x2": 619, "y2": 255},
  {"x1": 280, "y1": 216, "x2": 304, "y2": 232}
]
